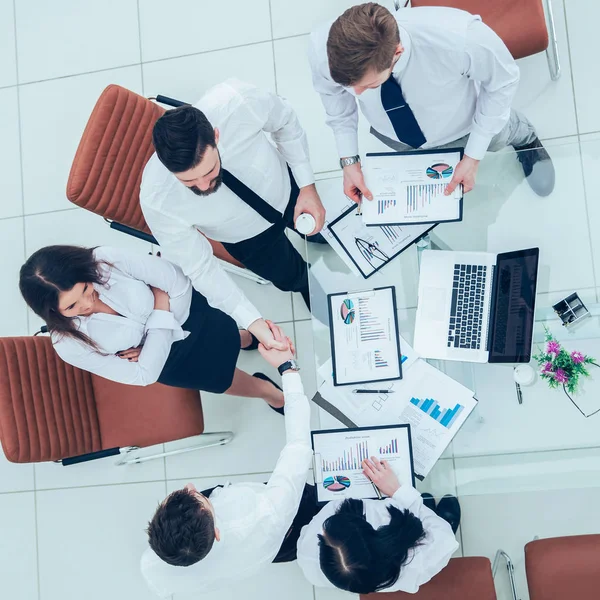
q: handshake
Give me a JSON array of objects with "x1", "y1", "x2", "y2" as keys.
[{"x1": 252, "y1": 319, "x2": 296, "y2": 369}]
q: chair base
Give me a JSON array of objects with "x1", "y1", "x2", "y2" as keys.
[
  {"x1": 544, "y1": 0, "x2": 561, "y2": 81},
  {"x1": 493, "y1": 549, "x2": 519, "y2": 600},
  {"x1": 115, "y1": 431, "x2": 234, "y2": 465}
]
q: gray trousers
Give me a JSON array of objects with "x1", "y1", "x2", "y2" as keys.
[{"x1": 371, "y1": 109, "x2": 537, "y2": 154}]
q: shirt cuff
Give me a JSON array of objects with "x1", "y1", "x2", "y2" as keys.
[
  {"x1": 464, "y1": 131, "x2": 494, "y2": 161},
  {"x1": 232, "y1": 301, "x2": 263, "y2": 331},
  {"x1": 145, "y1": 309, "x2": 186, "y2": 341},
  {"x1": 392, "y1": 484, "x2": 421, "y2": 506},
  {"x1": 291, "y1": 162, "x2": 316, "y2": 189},
  {"x1": 282, "y1": 372, "x2": 304, "y2": 394},
  {"x1": 335, "y1": 132, "x2": 360, "y2": 160}
]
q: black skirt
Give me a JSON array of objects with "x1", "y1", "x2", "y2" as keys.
[{"x1": 157, "y1": 290, "x2": 240, "y2": 393}]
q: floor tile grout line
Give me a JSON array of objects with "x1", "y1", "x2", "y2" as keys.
[
  {"x1": 135, "y1": 0, "x2": 145, "y2": 95},
  {"x1": 560, "y1": 0, "x2": 581, "y2": 137},
  {"x1": 268, "y1": 0, "x2": 279, "y2": 96},
  {"x1": 12, "y1": 0, "x2": 28, "y2": 339}
]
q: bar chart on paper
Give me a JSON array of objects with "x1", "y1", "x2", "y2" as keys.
[
  {"x1": 379, "y1": 438, "x2": 398, "y2": 455},
  {"x1": 405, "y1": 183, "x2": 446, "y2": 213},
  {"x1": 410, "y1": 397, "x2": 464, "y2": 429},
  {"x1": 321, "y1": 440, "x2": 370, "y2": 473},
  {"x1": 377, "y1": 198, "x2": 397, "y2": 215}
]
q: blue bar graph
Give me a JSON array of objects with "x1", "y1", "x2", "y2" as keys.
[{"x1": 409, "y1": 397, "x2": 464, "y2": 430}]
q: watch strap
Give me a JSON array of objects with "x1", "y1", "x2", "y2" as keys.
[{"x1": 278, "y1": 359, "x2": 300, "y2": 375}]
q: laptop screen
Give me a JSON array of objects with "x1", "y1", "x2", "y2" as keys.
[{"x1": 488, "y1": 248, "x2": 539, "y2": 363}]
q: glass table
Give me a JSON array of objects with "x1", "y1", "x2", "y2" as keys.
[{"x1": 304, "y1": 138, "x2": 600, "y2": 502}]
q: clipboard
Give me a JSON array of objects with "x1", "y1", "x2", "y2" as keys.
[
  {"x1": 327, "y1": 286, "x2": 402, "y2": 386},
  {"x1": 328, "y1": 204, "x2": 436, "y2": 279},
  {"x1": 363, "y1": 148, "x2": 464, "y2": 227},
  {"x1": 311, "y1": 424, "x2": 415, "y2": 505}
]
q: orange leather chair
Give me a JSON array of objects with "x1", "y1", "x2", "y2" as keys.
[
  {"x1": 0, "y1": 336, "x2": 233, "y2": 466},
  {"x1": 360, "y1": 557, "x2": 498, "y2": 600},
  {"x1": 401, "y1": 0, "x2": 560, "y2": 80},
  {"x1": 525, "y1": 535, "x2": 600, "y2": 600},
  {"x1": 65, "y1": 85, "x2": 264, "y2": 280}
]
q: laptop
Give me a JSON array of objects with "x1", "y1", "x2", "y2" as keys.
[{"x1": 414, "y1": 248, "x2": 539, "y2": 363}]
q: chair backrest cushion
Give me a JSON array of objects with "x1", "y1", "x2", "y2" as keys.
[
  {"x1": 91, "y1": 376, "x2": 205, "y2": 450},
  {"x1": 360, "y1": 557, "x2": 496, "y2": 600},
  {"x1": 526, "y1": 535, "x2": 600, "y2": 600},
  {"x1": 409, "y1": 0, "x2": 549, "y2": 59},
  {"x1": 0, "y1": 337, "x2": 102, "y2": 463},
  {"x1": 66, "y1": 84, "x2": 162, "y2": 233}
]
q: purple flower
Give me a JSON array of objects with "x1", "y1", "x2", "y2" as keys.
[
  {"x1": 554, "y1": 369, "x2": 569, "y2": 384},
  {"x1": 546, "y1": 340, "x2": 561, "y2": 355},
  {"x1": 541, "y1": 361, "x2": 554, "y2": 374},
  {"x1": 571, "y1": 350, "x2": 585, "y2": 364}
]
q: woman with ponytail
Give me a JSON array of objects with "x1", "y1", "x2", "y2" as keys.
[{"x1": 296, "y1": 457, "x2": 460, "y2": 594}]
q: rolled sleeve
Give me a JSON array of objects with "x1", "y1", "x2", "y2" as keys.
[{"x1": 145, "y1": 309, "x2": 188, "y2": 342}]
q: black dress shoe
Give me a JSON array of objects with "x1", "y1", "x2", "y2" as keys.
[
  {"x1": 513, "y1": 137, "x2": 555, "y2": 197},
  {"x1": 241, "y1": 332, "x2": 259, "y2": 351},
  {"x1": 436, "y1": 495, "x2": 461, "y2": 534},
  {"x1": 252, "y1": 372, "x2": 284, "y2": 415},
  {"x1": 421, "y1": 492, "x2": 436, "y2": 512}
]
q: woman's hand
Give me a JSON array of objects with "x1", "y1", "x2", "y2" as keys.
[
  {"x1": 116, "y1": 346, "x2": 143, "y2": 362},
  {"x1": 362, "y1": 456, "x2": 401, "y2": 497},
  {"x1": 258, "y1": 320, "x2": 295, "y2": 369},
  {"x1": 150, "y1": 286, "x2": 170, "y2": 311}
]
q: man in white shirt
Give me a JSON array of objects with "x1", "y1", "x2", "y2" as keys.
[
  {"x1": 141, "y1": 79, "x2": 326, "y2": 350},
  {"x1": 141, "y1": 323, "x2": 317, "y2": 596},
  {"x1": 309, "y1": 2, "x2": 555, "y2": 199},
  {"x1": 296, "y1": 456, "x2": 460, "y2": 594}
]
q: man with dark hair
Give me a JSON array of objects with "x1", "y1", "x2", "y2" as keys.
[
  {"x1": 141, "y1": 323, "x2": 317, "y2": 596},
  {"x1": 308, "y1": 2, "x2": 554, "y2": 200},
  {"x1": 141, "y1": 79, "x2": 325, "y2": 351}
]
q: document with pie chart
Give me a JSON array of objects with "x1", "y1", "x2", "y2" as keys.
[
  {"x1": 312, "y1": 424, "x2": 415, "y2": 504},
  {"x1": 362, "y1": 148, "x2": 464, "y2": 226},
  {"x1": 328, "y1": 286, "x2": 402, "y2": 386}
]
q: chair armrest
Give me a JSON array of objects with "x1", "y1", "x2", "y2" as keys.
[{"x1": 61, "y1": 447, "x2": 121, "y2": 466}]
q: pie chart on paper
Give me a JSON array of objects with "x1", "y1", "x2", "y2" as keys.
[{"x1": 426, "y1": 163, "x2": 453, "y2": 179}]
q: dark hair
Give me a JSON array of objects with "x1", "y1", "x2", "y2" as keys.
[
  {"x1": 152, "y1": 105, "x2": 216, "y2": 173},
  {"x1": 327, "y1": 3, "x2": 400, "y2": 87},
  {"x1": 19, "y1": 245, "x2": 109, "y2": 350},
  {"x1": 318, "y1": 498, "x2": 426, "y2": 593},
  {"x1": 147, "y1": 489, "x2": 216, "y2": 567}
]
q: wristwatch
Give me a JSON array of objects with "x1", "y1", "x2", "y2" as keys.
[
  {"x1": 278, "y1": 359, "x2": 300, "y2": 376},
  {"x1": 339, "y1": 155, "x2": 360, "y2": 169}
]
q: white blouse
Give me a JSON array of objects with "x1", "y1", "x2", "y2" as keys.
[{"x1": 52, "y1": 246, "x2": 193, "y2": 386}]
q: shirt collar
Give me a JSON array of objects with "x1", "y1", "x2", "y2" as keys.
[{"x1": 392, "y1": 24, "x2": 412, "y2": 76}]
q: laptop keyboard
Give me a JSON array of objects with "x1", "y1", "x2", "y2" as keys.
[{"x1": 447, "y1": 264, "x2": 488, "y2": 350}]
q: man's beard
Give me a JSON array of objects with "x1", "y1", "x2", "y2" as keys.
[{"x1": 189, "y1": 170, "x2": 223, "y2": 197}]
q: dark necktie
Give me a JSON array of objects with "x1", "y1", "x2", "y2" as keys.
[{"x1": 380, "y1": 75, "x2": 426, "y2": 149}]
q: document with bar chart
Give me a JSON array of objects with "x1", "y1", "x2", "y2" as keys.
[
  {"x1": 362, "y1": 149, "x2": 463, "y2": 226},
  {"x1": 312, "y1": 424, "x2": 414, "y2": 503},
  {"x1": 328, "y1": 286, "x2": 402, "y2": 386}
]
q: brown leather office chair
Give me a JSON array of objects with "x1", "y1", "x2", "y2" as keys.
[
  {"x1": 402, "y1": 0, "x2": 560, "y2": 80},
  {"x1": 360, "y1": 557, "x2": 498, "y2": 600},
  {"x1": 0, "y1": 336, "x2": 233, "y2": 466},
  {"x1": 525, "y1": 535, "x2": 600, "y2": 600},
  {"x1": 65, "y1": 84, "x2": 254, "y2": 274}
]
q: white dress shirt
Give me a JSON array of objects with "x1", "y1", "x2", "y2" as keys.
[
  {"x1": 141, "y1": 78, "x2": 315, "y2": 330},
  {"x1": 140, "y1": 372, "x2": 313, "y2": 596},
  {"x1": 52, "y1": 246, "x2": 192, "y2": 386},
  {"x1": 308, "y1": 7, "x2": 520, "y2": 161},
  {"x1": 297, "y1": 485, "x2": 459, "y2": 593}
]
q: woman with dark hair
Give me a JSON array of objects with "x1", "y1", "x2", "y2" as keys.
[
  {"x1": 19, "y1": 245, "x2": 285, "y2": 411},
  {"x1": 296, "y1": 457, "x2": 460, "y2": 594}
]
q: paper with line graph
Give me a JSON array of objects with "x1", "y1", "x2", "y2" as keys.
[{"x1": 363, "y1": 150, "x2": 463, "y2": 226}]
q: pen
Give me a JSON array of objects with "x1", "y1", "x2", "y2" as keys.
[
  {"x1": 515, "y1": 382, "x2": 523, "y2": 405},
  {"x1": 371, "y1": 481, "x2": 383, "y2": 500},
  {"x1": 352, "y1": 389, "x2": 395, "y2": 394}
]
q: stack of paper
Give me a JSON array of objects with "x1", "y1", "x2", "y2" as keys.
[{"x1": 315, "y1": 338, "x2": 476, "y2": 479}]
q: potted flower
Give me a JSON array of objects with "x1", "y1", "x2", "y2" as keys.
[{"x1": 533, "y1": 328, "x2": 599, "y2": 416}]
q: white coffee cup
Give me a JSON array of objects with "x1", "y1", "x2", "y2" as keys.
[
  {"x1": 295, "y1": 213, "x2": 316, "y2": 235},
  {"x1": 513, "y1": 364, "x2": 535, "y2": 386}
]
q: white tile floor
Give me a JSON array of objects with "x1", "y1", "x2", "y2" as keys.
[{"x1": 2, "y1": 1, "x2": 600, "y2": 599}]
